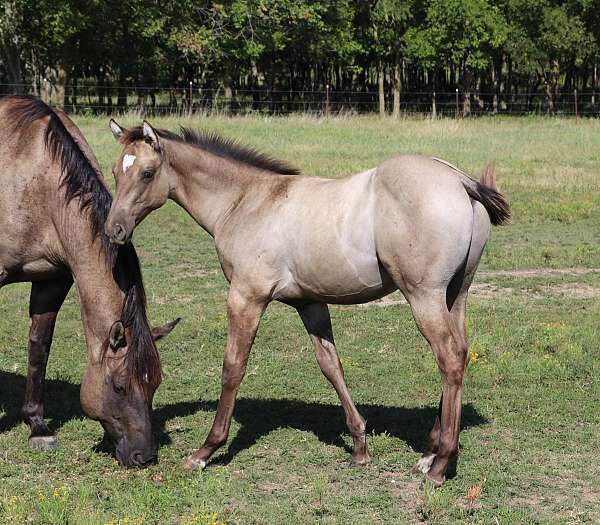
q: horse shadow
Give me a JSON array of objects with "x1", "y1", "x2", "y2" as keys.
[{"x1": 0, "y1": 370, "x2": 487, "y2": 470}]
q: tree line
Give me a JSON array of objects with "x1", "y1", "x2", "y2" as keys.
[{"x1": 1, "y1": 0, "x2": 598, "y2": 116}]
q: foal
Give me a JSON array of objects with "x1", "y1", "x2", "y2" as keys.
[{"x1": 105, "y1": 120, "x2": 508, "y2": 484}]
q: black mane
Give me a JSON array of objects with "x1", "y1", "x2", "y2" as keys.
[
  {"x1": 4, "y1": 95, "x2": 161, "y2": 389},
  {"x1": 122, "y1": 125, "x2": 300, "y2": 176}
]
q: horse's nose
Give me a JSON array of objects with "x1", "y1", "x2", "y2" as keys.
[
  {"x1": 111, "y1": 223, "x2": 128, "y2": 244},
  {"x1": 129, "y1": 450, "x2": 157, "y2": 468}
]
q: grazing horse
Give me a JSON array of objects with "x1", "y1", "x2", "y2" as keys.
[
  {"x1": 105, "y1": 119, "x2": 509, "y2": 484},
  {"x1": 0, "y1": 98, "x2": 178, "y2": 467}
]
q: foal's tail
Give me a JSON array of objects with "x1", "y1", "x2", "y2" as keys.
[{"x1": 458, "y1": 161, "x2": 510, "y2": 226}]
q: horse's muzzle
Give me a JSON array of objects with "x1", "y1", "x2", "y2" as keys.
[{"x1": 106, "y1": 222, "x2": 130, "y2": 245}]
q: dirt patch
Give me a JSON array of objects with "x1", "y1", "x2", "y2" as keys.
[
  {"x1": 550, "y1": 283, "x2": 600, "y2": 299},
  {"x1": 479, "y1": 267, "x2": 600, "y2": 279},
  {"x1": 381, "y1": 471, "x2": 422, "y2": 524},
  {"x1": 345, "y1": 273, "x2": 600, "y2": 309}
]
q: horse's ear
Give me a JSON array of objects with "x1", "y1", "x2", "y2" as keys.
[
  {"x1": 109, "y1": 321, "x2": 126, "y2": 351},
  {"x1": 152, "y1": 318, "x2": 181, "y2": 342},
  {"x1": 142, "y1": 120, "x2": 160, "y2": 151},
  {"x1": 109, "y1": 119, "x2": 124, "y2": 140}
]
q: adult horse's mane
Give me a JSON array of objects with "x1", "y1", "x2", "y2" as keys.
[
  {"x1": 4, "y1": 95, "x2": 161, "y2": 390},
  {"x1": 121, "y1": 125, "x2": 301, "y2": 176}
]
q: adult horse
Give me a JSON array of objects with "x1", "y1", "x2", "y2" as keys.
[
  {"x1": 0, "y1": 97, "x2": 178, "y2": 467},
  {"x1": 105, "y1": 120, "x2": 509, "y2": 485}
]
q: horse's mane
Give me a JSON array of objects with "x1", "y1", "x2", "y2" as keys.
[
  {"x1": 121, "y1": 125, "x2": 301, "y2": 176},
  {"x1": 3, "y1": 95, "x2": 161, "y2": 390}
]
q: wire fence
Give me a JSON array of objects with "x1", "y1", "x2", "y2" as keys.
[{"x1": 0, "y1": 82, "x2": 597, "y2": 117}]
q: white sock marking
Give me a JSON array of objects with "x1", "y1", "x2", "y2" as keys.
[{"x1": 415, "y1": 454, "x2": 436, "y2": 473}]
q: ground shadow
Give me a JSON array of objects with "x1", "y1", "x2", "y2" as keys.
[{"x1": 0, "y1": 370, "x2": 487, "y2": 470}]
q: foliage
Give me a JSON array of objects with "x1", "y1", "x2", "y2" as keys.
[{"x1": 1, "y1": 0, "x2": 599, "y2": 114}]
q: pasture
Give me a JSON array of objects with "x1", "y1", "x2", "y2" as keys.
[{"x1": 1, "y1": 114, "x2": 599, "y2": 524}]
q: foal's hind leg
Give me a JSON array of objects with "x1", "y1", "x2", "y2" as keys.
[
  {"x1": 407, "y1": 291, "x2": 469, "y2": 485},
  {"x1": 23, "y1": 278, "x2": 72, "y2": 450},
  {"x1": 297, "y1": 302, "x2": 370, "y2": 465},
  {"x1": 412, "y1": 293, "x2": 468, "y2": 476}
]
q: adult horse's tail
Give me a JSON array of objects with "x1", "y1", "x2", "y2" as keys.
[{"x1": 459, "y1": 161, "x2": 510, "y2": 226}]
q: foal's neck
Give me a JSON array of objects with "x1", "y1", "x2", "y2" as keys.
[{"x1": 167, "y1": 141, "x2": 255, "y2": 237}]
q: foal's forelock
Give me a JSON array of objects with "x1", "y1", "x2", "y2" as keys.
[{"x1": 5, "y1": 95, "x2": 161, "y2": 389}]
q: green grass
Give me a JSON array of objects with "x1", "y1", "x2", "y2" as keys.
[{"x1": 1, "y1": 114, "x2": 600, "y2": 524}]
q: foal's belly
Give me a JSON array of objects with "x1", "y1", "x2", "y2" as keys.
[
  {"x1": 275, "y1": 255, "x2": 396, "y2": 305},
  {"x1": 271, "y1": 169, "x2": 397, "y2": 304}
]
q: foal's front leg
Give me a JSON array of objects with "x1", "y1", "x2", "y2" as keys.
[
  {"x1": 184, "y1": 286, "x2": 266, "y2": 470},
  {"x1": 297, "y1": 302, "x2": 370, "y2": 465},
  {"x1": 23, "y1": 279, "x2": 72, "y2": 450}
]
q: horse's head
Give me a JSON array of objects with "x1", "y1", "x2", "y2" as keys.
[
  {"x1": 80, "y1": 318, "x2": 179, "y2": 467},
  {"x1": 105, "y1": 120, "x2": 169, "y2": 245}
]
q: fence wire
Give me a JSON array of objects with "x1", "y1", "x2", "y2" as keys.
[{"x1": 0, "y1": 83, "x2": 596, "y2": 117}]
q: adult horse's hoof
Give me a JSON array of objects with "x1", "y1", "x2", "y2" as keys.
[
  {"x1": 411, "y1": 453, "x2": 436, "y2": 475},
  {"x1": 350, "y1": 453, "x2": 372, "y2": 466},
  {"x1": 28, "y1": 435, "x2": 59, "y2": 451},
  {"x1": 424, "y1": 472, "x2": 445, "y2": 487},
  {"x1": 183, "y1": 456, "x2": 207, "y2": 471}
]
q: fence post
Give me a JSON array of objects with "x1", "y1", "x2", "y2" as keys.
[
  {"x1": 325, "y1": 84, "x2": 331, "y2": 117},
  {"x1": 574, "y1": 89, "x2": 578, "y2": 121},
  {"x1": 188, "y1": 81, "x2": 193, "y2": 117},
  {"x1": 455, "y1": 88, "x2": 459, "y2": 119}
]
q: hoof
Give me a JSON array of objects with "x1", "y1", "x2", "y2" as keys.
[
  {"x1": 424, "y1": 472, "x2": 445, "y2": 487},
  {"x1": 411, "y1": 453, "x2": 436, "y2": 475},
  {"x1": 350, "y1": 454, "x2": 372, "y2": 466},
  {"x1": 183, "y1": 456, "x2": 207, "y2": 471},
  {"x1": 29, "y1": 435, "x2": 58, "y2": 451}
]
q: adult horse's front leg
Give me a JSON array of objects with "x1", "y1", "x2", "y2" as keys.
[
  {"x1": 297, "y1": 302, "x2": 370, "y2": 465},
  {"x1": 183, "y1": 286, "x2": 266, "y2": 470},
  {"x1": 22, "y1": 278, "x2": 72, "y2": 450}
]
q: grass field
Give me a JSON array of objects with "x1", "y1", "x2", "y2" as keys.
[{"x1": 1, "y1": 114, "x2": 600, "y2": 524}]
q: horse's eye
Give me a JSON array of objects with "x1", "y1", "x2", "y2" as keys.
[
  {"x1": 113, "y1": 383, "x2": 126, "y2": 396},
  {"x1": 142, "y1": 170, "x2": 154, "y2": 180}
]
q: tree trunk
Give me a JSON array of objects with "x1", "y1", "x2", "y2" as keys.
[
  {"x1": 592, "y1": 64, "x2": 597, "y2": 109},
  {"x1": 392, "y1": 53, "x2": 401, "y2": 118},
  {"x1": 473, "y1": 75, "x2": 483, "y2": 112},
  {"x1": 431, "y1": 69, "x2": 437, "y2": 118},
  {"x1": 462, "y1": 66, "x2": 473, "y2": 117},
  {"x1": 378, "y1": 62, "x2": 385, "y2": 116},
  {"x1": 544, "y1": 60, "x2": 560, "y2": 114}
]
